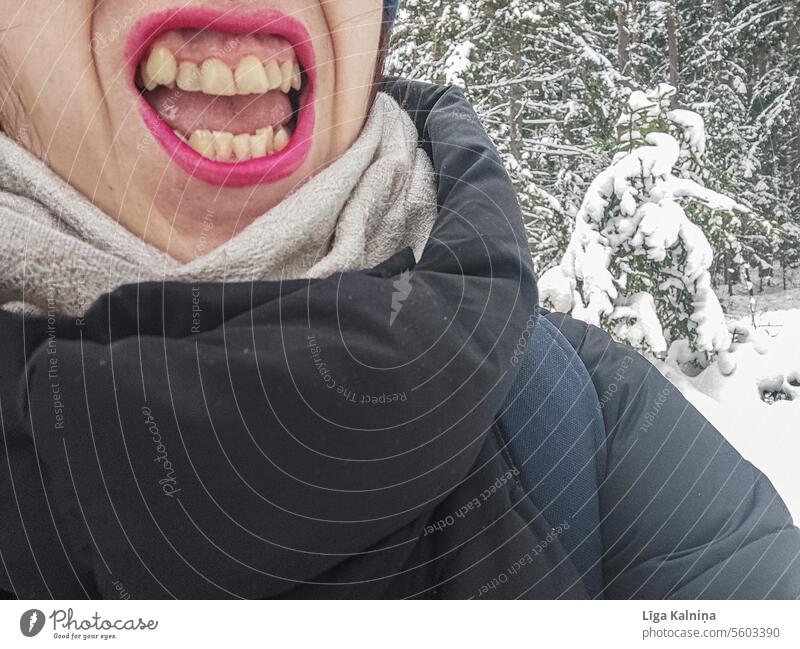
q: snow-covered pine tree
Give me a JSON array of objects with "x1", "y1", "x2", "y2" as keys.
[
  {"x1": 540, "y1": 84, "x2": 748, "y2": 359},
  {"x1": 617, "y1": 1, "x2": 779, "y2": 294},
  {"x1": 387, "y1": 0, "x2": 474, "y2": 86},
  {"x1": 388, "y1": 0, "x2": 625, "y2": 273},
  {"x1": 746, "y1": 0, "x2": 800, "y2": 284},
  {"x1": 388, "y1": 0, "x2": 797, "y2": 289}
]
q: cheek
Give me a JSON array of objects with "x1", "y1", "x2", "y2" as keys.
[
  {"x1": 1, "y1": 31, "x2": 97, "y2": 157},
  {"x1": 323, "y1": 2, "x2": 383, "y2": 142}
]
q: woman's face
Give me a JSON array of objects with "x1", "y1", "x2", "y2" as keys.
[{"x1": 0, "y1": 0, "x2": 383, "y2": 260}]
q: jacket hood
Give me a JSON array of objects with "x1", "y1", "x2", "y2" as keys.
[{"x1": 385, "y1": 0, "x2": 399, "y2": 24}]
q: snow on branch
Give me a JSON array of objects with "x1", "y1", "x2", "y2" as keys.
[{"x1": 541, "y1": 85, "x2": 743, "y2": 359}]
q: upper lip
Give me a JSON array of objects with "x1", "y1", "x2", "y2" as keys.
[{"x1": 126, "y1": 8, "x2": 316, "y2": 187}]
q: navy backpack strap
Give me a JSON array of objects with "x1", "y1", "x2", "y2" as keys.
[{"x1": 497, "y1": 316, "x2": 606, "y2": 598}]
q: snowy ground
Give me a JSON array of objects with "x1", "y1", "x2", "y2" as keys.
[{"x1": 658, "y1": 279, "x2": 800, "y2": 521}]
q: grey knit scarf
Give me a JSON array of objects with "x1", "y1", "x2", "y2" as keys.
[{"x1": 0, "y1": 93, "x2": 436, "y2": 316}]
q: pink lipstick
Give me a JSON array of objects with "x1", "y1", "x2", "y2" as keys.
[{"x1": 126, "y1": 8, "x2": 316, "y2": 187}]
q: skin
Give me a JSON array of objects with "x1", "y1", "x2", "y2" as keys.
[{"x1": 0, "y1": 0, "x2": 383, "y2": 261}]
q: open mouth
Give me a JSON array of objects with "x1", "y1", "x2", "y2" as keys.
[{"x1": 127, "y1": 9, "x2": 316, "y2": 187}]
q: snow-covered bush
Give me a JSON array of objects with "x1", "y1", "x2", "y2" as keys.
[{"x1": 540, "y1": 84, "x2": 749, "y2": 360}]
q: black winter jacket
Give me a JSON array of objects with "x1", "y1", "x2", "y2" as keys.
[{"x1": 1, "y1": 79, "x2": 798, "y2": 599}]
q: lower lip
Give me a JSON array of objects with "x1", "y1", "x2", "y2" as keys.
[{"x1": 126, "y1": 9, "x2": 316, "y2": 188}]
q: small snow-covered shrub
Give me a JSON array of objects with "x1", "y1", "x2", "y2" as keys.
[{"x1": 540, "y1": 84, "x2": 749, "y2": 360}]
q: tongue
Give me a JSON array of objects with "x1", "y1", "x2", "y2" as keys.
[{"x1": 145, "y1": 87, "x2": 293, "y2": 134}]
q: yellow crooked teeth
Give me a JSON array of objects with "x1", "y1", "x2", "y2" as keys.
[
  {"x1": 264, "y1": 60, "x2": 283, "y2": 91},
  {"x1": 188, "y1": 130, "x2": 214, "y2": 158},
  {"x1": 251, "y1": 127, "x2": 271, "y2": 158},
  {"x1": 291, "y1": 63, "x2": 302, "y2": 91},
  {"x1": 200, "y1": 59, "x2": 236, "y2": 96},
  {"x1": 186, "y1": 126, "x2": 292, "y2": 162},
  {"x1": 176, "y1": 61, "x2": 202, "y2": 92},
  {"x1": 273, "y1": 126, "x2": 290, "y2": 152},
  {"x1": 141, "y1": 48, "x2": 302, "y2": 97},
  {"x1": 232, "y1": 133, "x2": 252, "y2": 161},
  {"x1": 279, "y1": 60, "x2": 294, "y2": 93},
  {"x1": 145, "y1": 47, "x2": 177, "y2": 88},
  {"x1": 235, "y1": 55, "x2": 270, "y2": 94},
  {"x1": 141, "y1": 46, "x2": 300, "y2": 162},
  {"x1": 212, "y1": 131, "x2": 234, "y2": 159}
]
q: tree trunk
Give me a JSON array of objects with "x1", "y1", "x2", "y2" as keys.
[
  {"x1": 508, "y1": 29, "x2": 523, "y2": 162},
  {"x1": 617, "y1": 1, "x2": 633, "y2": 77},
  {"x1": 744, "y1": 267, "x2": 756, "y2": 328},
  {"x1": 754, "y1": 45, "x2": 767, "y2": 90},
  {"x1": 665, "y1": 2, "x2": 680, "y2": 106},
  {"x1": 727, "y1": 257, "x2": 734, "y2": 297},
  {"x1": 617, "y1": 0, "x2": 639, "y2": 79},
  {"x1": 788, "y1": 5, "x2": 800, "y2": 212},
  {"x1": 783, "y1": 255, "x2": 788, "y2": 291}
]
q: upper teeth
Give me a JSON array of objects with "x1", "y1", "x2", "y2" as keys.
[{"x1": 141, "y1": 46, "x2": 301, "y2": 96}]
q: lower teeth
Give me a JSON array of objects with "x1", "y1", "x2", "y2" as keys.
[{"x1": 179, "y1": 125, "x2": 292, "y2": 162}]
